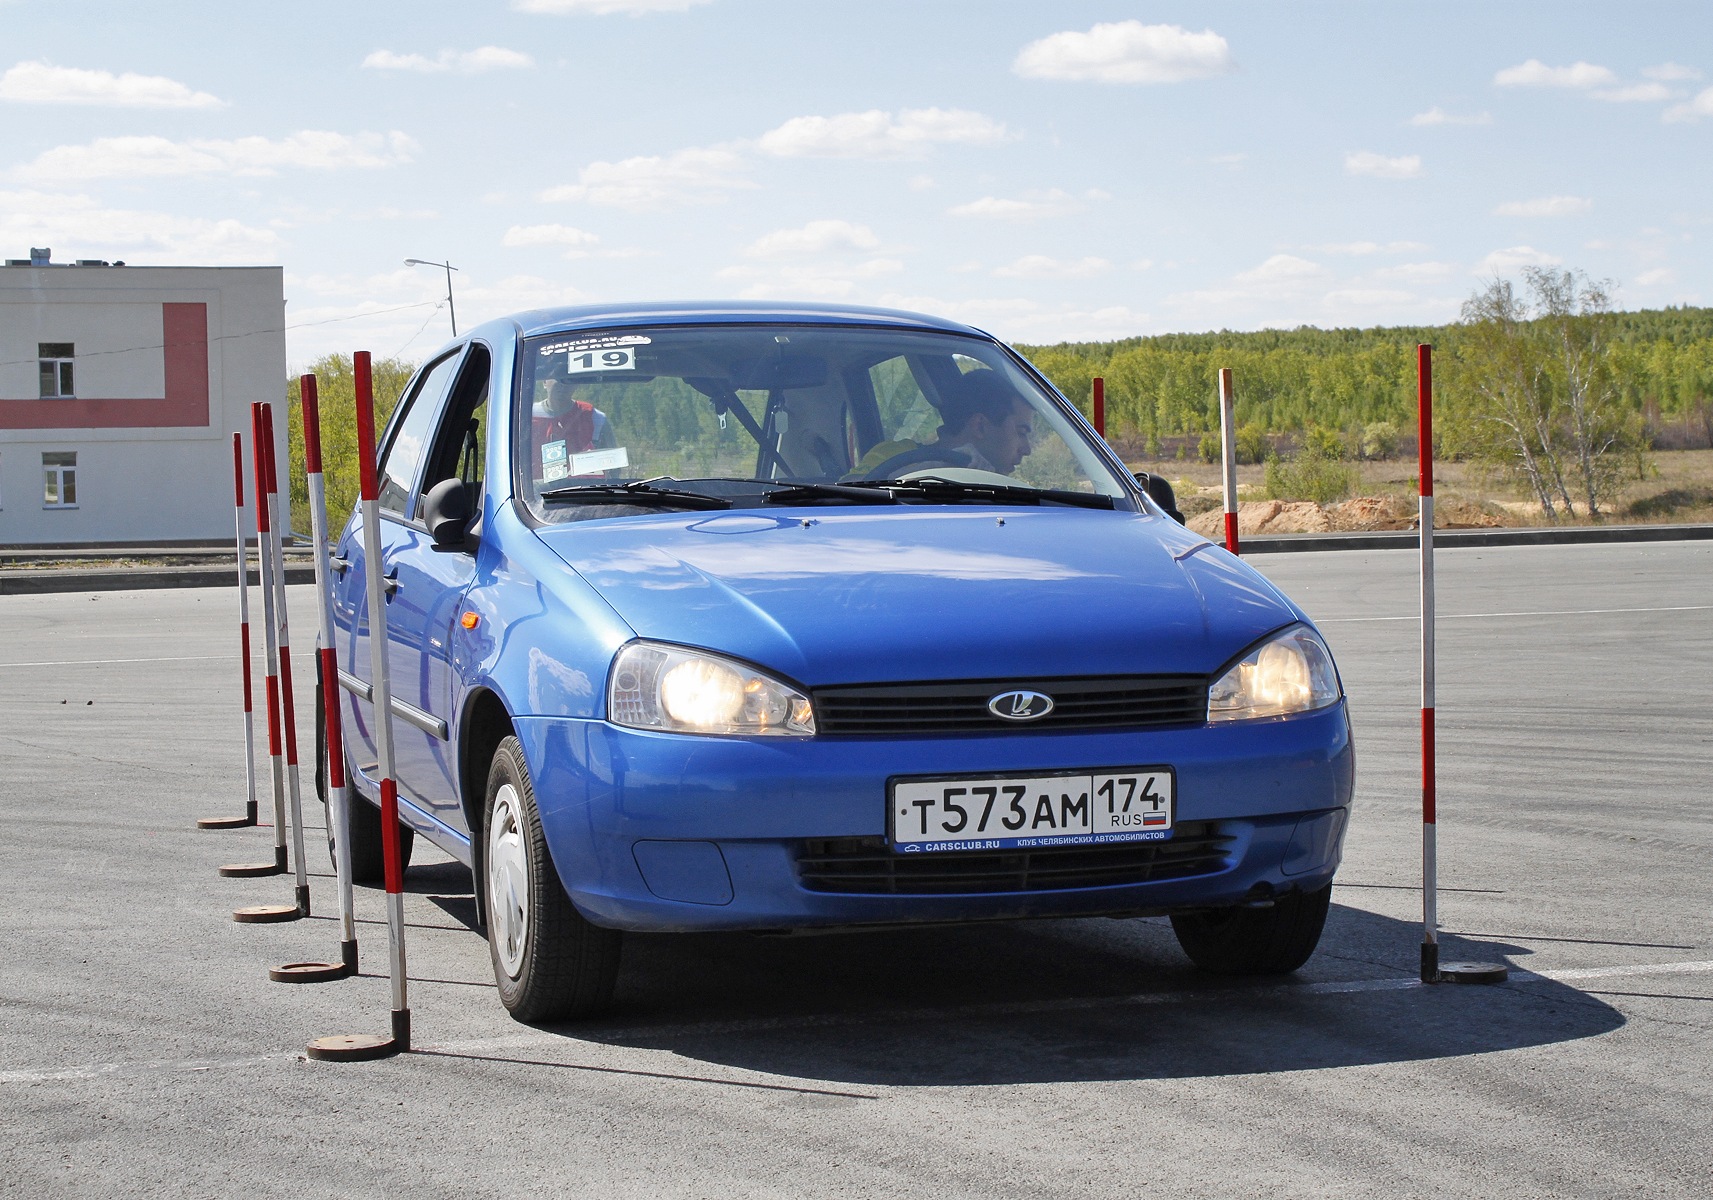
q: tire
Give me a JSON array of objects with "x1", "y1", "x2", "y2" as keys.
[
  {"x1": 316, "y1": 677, "x2": 415, "y2": 885},
  {"x1": 1170, "y1": 884, "x2": 1333, "y2": 975},
  {"x1": 483, "y1": 735, "x2": 621, "y2": 1021}
]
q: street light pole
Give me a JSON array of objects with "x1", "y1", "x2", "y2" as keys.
[{"x1": 404, "y1": 258, "x2": 459, "y2": 337}]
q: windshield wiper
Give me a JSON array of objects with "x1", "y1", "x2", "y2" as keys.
[
  {"x1": 866, "y1": 476, "x2": 1116, "y2": 510},
  {"x1": 538, "y1": 481, "x2": 732, "y2": 511},
  {"x1": 760, "y1": 481, "x2": 904, "y2": 506}
]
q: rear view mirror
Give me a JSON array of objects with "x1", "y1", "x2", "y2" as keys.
[
  {"x1": 1135, "y1": 472, "x2": 1185, "y2": 524},
  {"x1": 421, "y1": 477, "x2": 473, "y2": 548},
  {"x1": 729, "y1": 353, "x2": 829, "y2": 392}
]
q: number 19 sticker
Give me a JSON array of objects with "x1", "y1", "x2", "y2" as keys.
[{"x1": 568, "y1": 347, "x2": 635, "y2": 373}]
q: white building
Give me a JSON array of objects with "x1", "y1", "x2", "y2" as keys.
[{"x1": 0, "y1": 250, "x2": 288, "y2": 546}]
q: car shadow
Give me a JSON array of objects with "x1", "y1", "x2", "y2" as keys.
[{"x1": 534, "y1": 900, "x2": 1625, "y2": 1086}]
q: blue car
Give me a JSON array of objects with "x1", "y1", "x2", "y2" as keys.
[{"x1": 325, "y1": 301, "x2": 1354, "y2": 1021}]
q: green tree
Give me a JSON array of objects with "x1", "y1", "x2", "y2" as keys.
[{"x1": 284, "y1": 354, "x2": 419, "y2": 534}]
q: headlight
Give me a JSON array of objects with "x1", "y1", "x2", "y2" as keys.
[
  {"x1": 1208, "y1": 625, "x2": 1341, "y2": 721},
  {"x1": 608, "y1": 641, "x2": 816, "y2": 737}
]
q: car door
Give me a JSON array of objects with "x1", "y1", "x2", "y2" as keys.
[
  {"x1": 333, "y1": 347, "x2": 463, "y2": 822},
  {"x1": 381, "y1": 344, "x2": 491, "y2": 836}
]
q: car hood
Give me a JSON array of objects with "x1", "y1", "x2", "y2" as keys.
[{"x1": 534, "y1": 507, "x2": 1301, "y2": 685}]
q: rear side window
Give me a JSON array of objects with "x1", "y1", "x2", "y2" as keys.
[{"x1": 378, "y1": 351, "x2": 461, "y2": 516}]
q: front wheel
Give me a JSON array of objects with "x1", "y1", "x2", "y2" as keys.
[
  {"x1": 484, "y1": 735, "x2": 621, "y2": 1021},
  {"x1": 1170, "y1": 884, "x2": 1332, "y2": 975}
]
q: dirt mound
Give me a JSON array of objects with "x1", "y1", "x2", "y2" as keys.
[{"x1": 1187, "y1": 500, "x2": 1331, "y2": 538}]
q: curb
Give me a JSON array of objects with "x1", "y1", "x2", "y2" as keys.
[
  {"x1": 0, "y1": 564, "x2": 318, "y2": 596},
  {"x1": 1234, "y1": 523, "x2": 1713, "y2": 554}
]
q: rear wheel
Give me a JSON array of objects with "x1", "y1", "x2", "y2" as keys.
[
  {"x1": 1170, "y1": 884, "x2": 1332, "y2": 975},
  {"x1": 315, "y1": 678, "x2": 415, "y2": 884},
  {"x1": 484, "y1": 735, "x2": 621, "y2": 1021}
]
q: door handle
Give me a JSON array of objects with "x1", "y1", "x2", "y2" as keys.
[
  {"x1": 383, "y1": 567, "x2": 401, "y2": 598},
  {"x1": 330, "y1": 554, "x2": 349, "y2": 575}
]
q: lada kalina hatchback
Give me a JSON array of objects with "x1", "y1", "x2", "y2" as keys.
[{"x1": 324, "y1": 302, "x2": 1354, "y2": 1021}]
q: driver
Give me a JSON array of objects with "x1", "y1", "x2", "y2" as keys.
[
  {"x1": 856, "y1": 369, "x2": 1035, "y2": 479},
  {"x1": 533, "y1": 379, "x2": 615, "y2": 481}
]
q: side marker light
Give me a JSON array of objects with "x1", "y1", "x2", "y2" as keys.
[{"x1": 460, "y1": 612, "x2": 480, "y2": 630}]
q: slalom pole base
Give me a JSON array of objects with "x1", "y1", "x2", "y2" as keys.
[
  {"x1": 275, "y1": 846, "x2": 289, "y2": 871},
  {"x1": 197, "y1": 815, "x2": 255, "y2": 830},
  {"x1": 1438, "y1": 961, "x2": 1510, "y2": 985},
  {"x1": 1421, "y1": 941, "x2": 1439, "y2": 984},
  {"x1": 305, "y1": 1033, "x2": 400, "y2": 1062},
  {"x1": 391, "y1": 1008, "x2": 412, "y2": 1053},
  {"x1": 340, "y1": 940, "x2": 359, "y2": 974},
  {"x1": 269, "y1": 960, "x2": 349, "y2": 984},
  {"x1": 295, "y1": 884, "x2": 311, "y2": 917},
  {"x1": 218, "y1": 861, "x2": 283, "y2": 878},
  {"x1": 232, "y1": 904, "x2": 302, "y2": 924}
]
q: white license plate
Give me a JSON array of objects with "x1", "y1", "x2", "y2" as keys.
[{"x1": 890, "y1": 767, "x2": 1175, "y2": 854}]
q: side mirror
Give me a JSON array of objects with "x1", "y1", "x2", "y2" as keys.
[
  {"x1": 1134, "y1": 472, "x2": 1186, "y2": 525},
  {"x1": 421, "y1": 477, "x2": 473, "y2": 549}
]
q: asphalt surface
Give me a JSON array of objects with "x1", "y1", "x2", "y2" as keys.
[{"x1": 2, "y1": 541, "x2": 1709, "y2": 1198}]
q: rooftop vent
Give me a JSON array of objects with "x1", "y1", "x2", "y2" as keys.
[
  {"x1": 30, "y1": 247, "x2": 50, "y2": 266},
  {"x1": 74, "y1": 259, "x2": 109, "y2": 267}
]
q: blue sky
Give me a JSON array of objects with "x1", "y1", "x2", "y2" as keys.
[{"x1": 3, "y1": 1, "x2": 1710, "y2": 368}]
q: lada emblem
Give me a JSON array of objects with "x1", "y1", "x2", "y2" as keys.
[{"x1": 988, "y1": 690, "x2": 1055, "y2": 721}]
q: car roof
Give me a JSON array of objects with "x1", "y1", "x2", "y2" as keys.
[{"x1": 502, "y1": 301, "x2": 993, "y2": 341}]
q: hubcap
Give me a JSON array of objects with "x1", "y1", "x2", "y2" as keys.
[{"x1": 487, "y1": 785, "x2": 530, "y2": 979}]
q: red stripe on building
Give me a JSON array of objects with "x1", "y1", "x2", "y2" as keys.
[{"x1": 0, "y1": 302, "x2": 209, "y2": 429}]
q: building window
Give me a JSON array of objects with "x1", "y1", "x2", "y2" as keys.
[
  {"x1": 43, "y1": 452, "x2": 77, "y2": 508},
  {"x1": 39, "y1": 343, "x2": 74, "y2": 398}
]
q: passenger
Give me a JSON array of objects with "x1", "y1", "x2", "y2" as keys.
[
  {"x1": 533, "y1": 379, "x2": 615, "y2": 482},
  {"x1": 857, "y1": 370, "x2": 1034, "y2": 479}
]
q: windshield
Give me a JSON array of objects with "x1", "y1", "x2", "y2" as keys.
[{"x1": 514, "y1": 323, "x2": 1131, "y2": 521}]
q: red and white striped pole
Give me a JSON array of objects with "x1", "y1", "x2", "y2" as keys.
[
  {"x1": 199, "y1": 433, "x2": 259, "y2": 830},
  {"x1": 309, "y1": 350, "x2": 411, "y2": 1060},
  {"x1": 1418, "y1": 344, "x2": 1438, "y2": 983},
  {"x1": 230, "y1": 404, "x2": 300, "y2": 921},
  {"x1": 302, "y1": 374, "x2": 359, "y2": 972},
  {"x1": 1218, "y1": 368, "x2": 1240, "y2": 555},
  {"x1": 1092, "y1": 376, "x2": 1106, "y2": 439},
  {"x1": 261, "y1": 404, "x2": 314, "y2": 917}
]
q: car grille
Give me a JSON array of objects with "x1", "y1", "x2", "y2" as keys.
[
  {"x1": 811, "y1": 676, "x2": 1208, "y2": 736},
  {"x1": 796, "y1": 822, "x2": 1233, "y2": 895}
]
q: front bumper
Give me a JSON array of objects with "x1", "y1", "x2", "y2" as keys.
[{"x1": 516, "y1": 702, "x2": 1354, "y2": 932}]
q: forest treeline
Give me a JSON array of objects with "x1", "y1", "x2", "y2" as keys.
[{"x1": 1018, "y1": 304, "x2": 1713, "y2": 458}]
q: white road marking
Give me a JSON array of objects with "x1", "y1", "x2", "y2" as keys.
[
  {"x1": 4, "y1": 960, "x2": 1707, "y2": 1086},
  {"x1": 1318, "y1": 604, "x2": 1713, "y2": 624},
  {"x1": 0, "y1": 655, "x2": 230, "y2": 669}
]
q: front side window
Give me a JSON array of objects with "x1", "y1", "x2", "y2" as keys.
[
  {"x1": 515, "y1": 325, "x2": 1129, "y2": 521},
  {"x1": 39, "y1": 343, "x2": 73, "y2": 398},
  {"x1": 378, "y1": 350, "x2": 462, "y2": 517},
  {"x1": 43, "y1": 451, "x2": 76, "y2": 507}
]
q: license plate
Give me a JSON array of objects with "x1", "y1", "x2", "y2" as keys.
[{"x1": 889, "y1": 767, "x2": 1175, "y2": 854}]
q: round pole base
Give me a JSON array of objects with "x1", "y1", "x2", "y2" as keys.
[
  {"x1": 270, "y1": 960, "x2": 349, "y2": 984},
  {"x1": 197, "y1": 815, "x2": 255, "y2": 830},
  {"x1": 218, "y1": 861, "x2": 284, "y2": 878},
  {"x1": 306, "y1": 1033, "x2": 401, "y2": 1062},
  {"x1": 233, "y1": 904, "x2": 302, "y2": 924},
  {"x1": 1438, "y1": 961, "x2": 1509, "y2": 985}
]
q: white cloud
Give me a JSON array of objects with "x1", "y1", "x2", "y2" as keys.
[
  {"x1": 1494, "y1": 59, "x2": 1617, "y2": 89},
  {"x1": 908, "y1": 174, "x2": 936, "y2": 191},
  {"x1": 1209, "y1": 152, "x2": 1246, "y2": 168},
  {"x1": 1313, "y1": 240, "x2": 1430, "y2": 256},
  {"x1": 1643, "y1": 63, "x2": 1701, "y2": 81},
  {"x1": 1493, "y1": 195, "x2": 1592, "y2": 218},
  {"x1": 1410, "y1": 106, "x2": 1492, "y2": 126},
  {"x1": 0, "y1": 60, "x2": 222, "y2": 108},
  {"x1": 1236, "y1": 255, "x2": 1325, "y2": 285},
  {"x1": 1376, "y1": 261, "x2": 1457, "y2": 282},
  {"x1": 12, "y1": 131, "x2": 417, "y2": 182},
  {"x1": 1664, "y1": 86, "x2": 1713, "y2": 122},
  {"x1": 947, "y1": 189, "x2": 1079, "y2": 220},
  {"x1": 362, "y1": 46, "x2": 534, "y2": 73},
  {"x1": 501, "y1": 223, "x2": 600, "y2": 249},
  {"x1": 992, "y1": 255, "x2": 1113, "y2": 280},
  {"x1": 1344, "y1": 151, "x2": 1424, "y2": 179},
  {"x1": 0, "y1": 189, "x2": 280, "y2": 263},
  {"x1": 1013, "y1": 21, "x2": 1232, "y2": 84},
  {"x1": 539, "y1": 146, "x2": 752, "y2": 208},
  {"x1": 1593, "y1": 82, "x2": 1674, "y2": 103},
  {"x1": 755, "y1": 107, "x2": 1008, "y2": 159},
  {"x1": 1476, "y1": 245, "x2": 1563, "y2": 275},
  {"x1": 1635, "y1": 267, "x2": 1676, "y2": 286},
  {"x1": 512, "y1": 0, "x2": 712, "y2": 13},
  {"x1": 1322, "y1": 288, "x2": 1417, "y2": 309},
  {"x1": 743, "y1": 219, "x2": 879, "y2": 258},
  {"x1": 720, "y1": 257, "x2": 904, "y2": 300},
  {"x1": 877, "y1": 293, "x2": 1154, "y2": 343}
]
